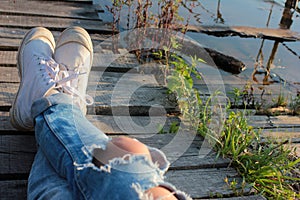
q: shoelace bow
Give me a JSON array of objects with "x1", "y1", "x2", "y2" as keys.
[{"x1": 40, "y1": 57, "x2": 94, "y2": 106}]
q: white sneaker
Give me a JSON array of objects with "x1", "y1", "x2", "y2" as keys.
[
  {"x1": 54, "y1": 26, "x2": 94, "y2": 115},
  {"x1": 10, "y1": 27, "x2": 57, "y2": 131}
]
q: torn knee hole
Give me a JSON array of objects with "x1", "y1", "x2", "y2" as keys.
[{"x1": 92, "y1": 136, "x2": 152, "y2": 167}]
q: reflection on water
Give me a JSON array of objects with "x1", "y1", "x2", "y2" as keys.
[
  {"x1": 184, "y1": 0, "x2": 300, "y2": 89},
  {"x1": 184, "y1": 0, "x2": 299, "y2": 32},
  {"x1": 252, "y1": 1, "x2": 295, "y2": 85},
  {"x1": 214, "y1": 0, "x2": 224, "y2": 24}
]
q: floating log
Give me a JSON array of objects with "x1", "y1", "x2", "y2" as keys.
[{"x1": 204, "y1": 47, "x2": 246, "y2": 74}]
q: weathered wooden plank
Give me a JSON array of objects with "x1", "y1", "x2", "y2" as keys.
[
  {"x1": 0, "y1": 84, "x2": 178, "y2": 115},
  {"x1": 0, "y1": 64, "x2": 287, "y2": 98},
  {"x1": 165, "y1": 168, "x2": 247, "y2": 198},
  {"x1": 0, "y1": 51, "x2": 139, "y2": 70},
  {"x1": 0, "y1": 0, "x2": 101, "y2": 20},
  {"x1": 0, "y1": 38, "x2": 20, "y2": 51},
  {"x1": 92, "y1": 51, "x2": 140, "y2": 71},
  {"x1": 205, "y1": 195, "x2": 266, "y2": 200},
  {"x1": 0, "y1": 67, "x2": 19, "y2": 82},
  {"x1": 269, "y1": 115, "x2": 300, "y2": 126},
  {"x1": 0, "y1": 27, "x2": 111, "y2": 40},
  {"x1": 0, "y1": 83, "x2": 16, "y2": 110},
  {"x1": 0, "y1": 180, "x2": 27, "y2": 200},
  {"x1": 64, "y1": 0, "x2": 93, "y2": 2},
  {"x1": 0, "y1": 134, "x2": 230, "y2": 175},
  {"x1": 0, "y1": 27, "x2": 111, "y2": 51},
  {"x1": 261, "y1": 128, "x2": 300, "y2": 141},
  {"x1": 0, "y1": 111, "x2": 180, "y2": 134},
  {"x1": 0, "y1": 135, "x2": 36, "y2": 175},
  {"x1": 0, "y1": 51, "x2": 16, "y2": 66},
  {"x1": 194, "y1": 83, "x2": 289, "y2": 98},
  {"x1": 78, "y1": 115, "x2": 300, "y2": 134},
  {"x1": 0, "y1": 52, "x2": 294, "y2": 104},
  {"x1": 0, "y1": 14, "x2": 112, "y2": 33},
  {"x1": 0, "y1": 167, "x2": 244, "y2": 199},
  {"x1": 247, "y1": 115, "x2": 300, "y2": 129},
  {"x1": 0, "y1": 72, "x2": 179, "y2": 115},
  {"x1": 1, "y1": 110, "x2": 300, "y2": 135},
  {"x1": 194, "y1": 74, "x2": 295, "y2": 95},
  {"x1": 87, "y1": 114, "x2": 180, "y2": 134},
  {"x1": 259, "y1": 127, "x2": 300, "y2": 149},
  {"x1": 0, "y1": 36, "x2": 110, "y2": 51}
]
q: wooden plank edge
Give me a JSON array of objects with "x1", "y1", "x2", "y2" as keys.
[
  {"x1": 0, "y1": 133, "x2": 230, "y2": 174},
  {"x1": 203, "y1": 195, "x2": 266, "y2": 200},
  {"x1": 0, "y1": 168, "x2": 248, "y2": 199},
  {"x1": 0, "y1": 180, "x2": 27, "y2": 200},
  {"x1": 0, "y1": 10, "x2": 101, "y2": 21}
]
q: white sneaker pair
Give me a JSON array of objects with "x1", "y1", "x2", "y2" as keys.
[{"x1": 10, "y1": 26, "x2": 94, "y2": 131}]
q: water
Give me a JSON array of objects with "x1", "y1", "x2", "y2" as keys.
[
  {"x1": 184, "y1": 0, "x2": 300, "y2": 87},
  {"x1": 95, "y1": 0, "x2": 300, "y2": 92},
  {"x1": 184, "y1": 0, "x2": 299, "y2": 32}
]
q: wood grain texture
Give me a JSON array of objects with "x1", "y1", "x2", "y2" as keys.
[
  {"x1": 0, "y1": 180, "x2": 27, "y2": 200},
  {"x1": 0, "y1": 14, "x2": 112, "y2": 33},
  {"x1": 165, "y1": 168, "x2": 246, "y2": 198},
  {"x1": 0, "y1": 0, "x2": 100, "y2": 20},
  {"x1": 0, "y1": 168, "x2": 255, "y2": 200},
  {"x1": 205, "y1": 195, "x2": 266, "y2": 200},
  {"x1": 0, "y1": 27, "x2": 111, "y2": 51},
  {"x1": 0, "y1": 134, "x2": 231, "y2": 176},
  {"x1": 0, "y1": 72, "x2": 179, "y2": 115},
  {"x1": 1, "y1": 111, "x2": 300, "y2": 134}
]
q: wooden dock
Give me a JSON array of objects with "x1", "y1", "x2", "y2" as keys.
[{"x1": 0, "y1": 0, "x2": 299, "y2": 199}]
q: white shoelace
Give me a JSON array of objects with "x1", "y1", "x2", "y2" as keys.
[{"x1": 40, "y1": 57, "x2": 94, "y2": 106}]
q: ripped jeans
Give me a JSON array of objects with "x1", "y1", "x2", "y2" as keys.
[{"x1": 27, "y1": 93, "x2": 190, "y2": 200}]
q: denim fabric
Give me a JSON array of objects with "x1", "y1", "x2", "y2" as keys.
[
  {"x1": 28, "y1": 149, "x2": 73, "y2": 200},
  {"x1": 28, "y1": 93, "x2": 191, "y2": 200}
]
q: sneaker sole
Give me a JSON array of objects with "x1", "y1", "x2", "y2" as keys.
[{"x1": 10, "y1": 27, "x2": 55, "y2": 131}]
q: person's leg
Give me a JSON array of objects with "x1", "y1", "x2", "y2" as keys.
[
  {"x1": 28, "y1": 148, "x2": 73, "y2": 200},
  {"x1": 32, "y1": 94, "x2": 108, "y2": 198},
  {"x1": 11, "y1": 26, "x2": 190, "y2": 200},
  {"x1": 92, "y1": 136, "x2": 152, "y2": 167}
]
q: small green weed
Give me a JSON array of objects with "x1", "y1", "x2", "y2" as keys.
[
  {"x1": 272, "y1": 91, "x2": 288, "y2": 108},
  {"x1": 290, "y1": 94, "x2": 300, "y2": 115},
  {"x1": 228, "y1": 83, "x2": 255, "y2": 109},
  {"x1": 229, "y1": 87, "x2": 246, "y2": 108},
  {"x1": 211, "y1": 111, "x2": 300, "y2": 199}
]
